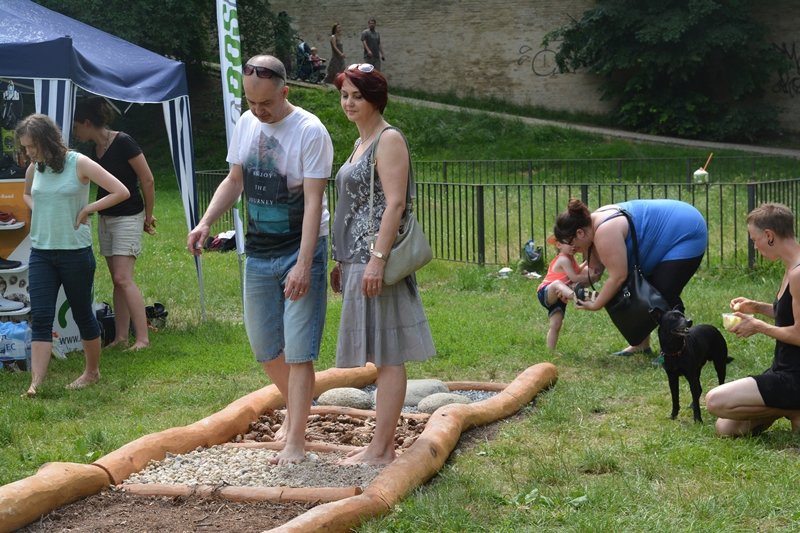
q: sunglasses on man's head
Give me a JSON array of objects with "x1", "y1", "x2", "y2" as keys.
[
  {"x1": 347, "y1": 63, "x2": 375, "y2": 73},
  {"x1": 243, "y1": 63, "x2": 285, "y2": 80}
]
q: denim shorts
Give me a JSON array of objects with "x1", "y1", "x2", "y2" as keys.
[
  {"x1": 243, "y1": 236, "x2": 327, "y2": 364},
  {"x1": 537, "y1": 285, "x2": 567, "y2": 318},
  {"x1": 28, "y1": 247, "x2": 100, "y2": 342}
]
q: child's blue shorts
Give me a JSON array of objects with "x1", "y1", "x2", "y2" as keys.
[{"x1": 537, "y1": 285, "x2": 567, "y2": 317}]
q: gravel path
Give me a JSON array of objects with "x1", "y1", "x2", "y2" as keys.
[{"x1": 125, "y1": 446, "x2": 383, "y2": 489}]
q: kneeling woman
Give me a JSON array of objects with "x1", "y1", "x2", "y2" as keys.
[
  {"x1": 330, "y1": 64, "x2": 436, "y2": 464},
  {"x1": 706, "y1": 203, "x2": 800, "y2": 436}
]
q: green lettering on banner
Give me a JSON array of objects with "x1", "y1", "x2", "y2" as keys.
[
  {"x1": 226, "y1": 65, "x2": 242, "y2": 98},
  {"x1": 224, "y1": 35, "x2": 241, "y2": 64},
  {"x1": 222, "y1": 5, "x2": 239, "y2": 36}
]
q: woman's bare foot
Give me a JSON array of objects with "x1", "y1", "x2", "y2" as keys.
[
  {"x1": 337, "y1": 446, "x2": 396, "y2": 466},
  {"x1": 106, "y1": 339, "x2": 128, "y2": 349},
  {"x1": 66, "y1": 372, "x2": 100, "y2": 390},
  {"x1": 21, "y1": 384, "x2": 38, "y2": 398},
  {"x1": 269, "y1": 445, "x2": 306, "y2": 466},
  {"x1": 125, "y1": 341, "x2": 150, "y2": 352},
  {"x1": 273, "y1": 421, "x2": 288, "y2": 442}
]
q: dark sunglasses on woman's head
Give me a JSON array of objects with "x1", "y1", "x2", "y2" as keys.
[
  {"x1": 243, "y1": 63, "x2": 285, "y2": 80},
  {"x1": 347, "y1": 63, "x2": 375, "y2": 73}
]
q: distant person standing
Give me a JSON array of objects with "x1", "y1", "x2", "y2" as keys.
[
  {"x1": 361, "y1": 18, "x2": 385, "y2": 70},
  {"x1": 324, "y1": 22, "x2": 346, "y2": 84}
]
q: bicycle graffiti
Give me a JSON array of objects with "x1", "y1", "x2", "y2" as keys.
[
  {"x1": 517, "y1": 44, "x2": 559, "y2": 77},
  {"x1": 772, "y1": 41, "x2": 800, "y2": 98}
]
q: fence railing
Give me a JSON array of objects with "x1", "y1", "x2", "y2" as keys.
[{"x1": 197, "y1": 156, "x2": 800, "y2": 270}]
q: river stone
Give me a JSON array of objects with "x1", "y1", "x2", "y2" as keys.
[
  {"x1": 404, "y1": 379, "x2": 449, "y2": 406},
  {"x1": 417, "y1": 392, "x2": 471, "y2": 414},
  {"x1": 317, "y1": 387, "x2": 374, "y2": 410}
]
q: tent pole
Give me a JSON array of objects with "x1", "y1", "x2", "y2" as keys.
[{"x1": 194, "y1": 255, "x2": 207, "y2": 321}]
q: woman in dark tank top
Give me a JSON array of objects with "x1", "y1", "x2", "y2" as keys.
[{"x1": 706, "y1": 202, "x2": 800, "y2": 437}]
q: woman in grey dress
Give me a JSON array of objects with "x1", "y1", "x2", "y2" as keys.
[
  {"x1": 324, "y1": 23, "x2": 346, "y2": 84},
  {"x1": 331, "y1": 64, "x2": 435, "y2": 465}
]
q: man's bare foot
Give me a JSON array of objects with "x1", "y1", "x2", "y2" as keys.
[
  {"x1": 66, "y1": 372, "x2": 100, "y2": 390},
  {"x1": 125, "y1": 341, "x2": 150, "y2": 352},
  {"x1": 337, "y1": 446, "x2": 396, "y2": 466},
  {"x1": 270, "y1": 446, "x2": 306, "y2": 466}
]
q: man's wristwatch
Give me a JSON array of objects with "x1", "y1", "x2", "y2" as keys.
[{"x1": 370, "y1": 249, "x2": 387, "y2": 261}]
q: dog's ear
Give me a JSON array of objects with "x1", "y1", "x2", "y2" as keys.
[{"x1": 672, "y1": 304, "x2": 682, "y2": 311}]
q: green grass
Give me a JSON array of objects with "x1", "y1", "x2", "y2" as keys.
[{"x1": 2, "y1": 77, "x2": 799, "y2": 531}]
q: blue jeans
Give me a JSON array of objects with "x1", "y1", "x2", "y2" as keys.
[
  {"x1": 28, "y1": 247, "x2": 100, "y2": 343},
  {"x1": 243, "y1": 236, "x2": 327, "y2": 364}
]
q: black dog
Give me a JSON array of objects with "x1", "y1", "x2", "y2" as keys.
[{"x1": 656, "y1": 308, "x2": 732, "y2": 422}]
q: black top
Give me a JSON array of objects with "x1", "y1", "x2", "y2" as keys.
[
  {"x1": 94, "y1": 131, "x2": 145, "y2": 216},
  {"x1": 772, "y1": 285, "x2": 800, "y2": 373}
]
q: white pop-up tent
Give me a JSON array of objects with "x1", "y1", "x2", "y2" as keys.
[{"x1": 0, "y1": 0, "x2": 204, "y2": 314}]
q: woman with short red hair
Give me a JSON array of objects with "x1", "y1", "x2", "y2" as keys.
[{"x1": 330, "y1": 65, "x2": 436, "y2": 465}]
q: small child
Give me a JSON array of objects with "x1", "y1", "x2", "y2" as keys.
[
  {"x1": 537, "y1": 236, "x2": 592, "y2": 351},
  {"x1": 309, "y1": 47, "x2": 325, "y2": 70}
]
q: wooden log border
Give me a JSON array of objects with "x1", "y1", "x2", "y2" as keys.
[{"x1": 0, "y1": 362, "x2": 556, "y2": 533}]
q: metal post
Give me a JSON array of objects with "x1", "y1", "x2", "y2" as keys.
[
  {"x1": 476, "y1": 185, "x2": 485, "y2": 266},
  {"x1": 747, "y1": 183, "x2": 756, "y2": 270}
]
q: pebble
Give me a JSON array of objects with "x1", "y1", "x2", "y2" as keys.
[{"x1": 363, "y1": 386, "x2": 497, "y2": 412}]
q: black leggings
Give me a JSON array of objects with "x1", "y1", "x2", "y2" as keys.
[{"x1": 646, "y1": 255, "x2": 704, "y2": 312}]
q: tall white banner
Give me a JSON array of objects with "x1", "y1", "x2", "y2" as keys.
[{"x1": 216, "y1": 0, "x2": 245, "y2": 255}]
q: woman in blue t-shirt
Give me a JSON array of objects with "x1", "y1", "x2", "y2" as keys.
[
  {"x1": 554, "y1": 198, "x2": 707, "y2": 357},
  {"x1": 73, "y1": 97, "x2": 156, "y2": 351},
  {"x1": 17, "y1": 113, "x2": 129, "y2": 397}
]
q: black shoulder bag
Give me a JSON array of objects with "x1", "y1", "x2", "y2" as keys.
[{"x1": 589, "y1": 209, "x2": 668, "y2": 346}]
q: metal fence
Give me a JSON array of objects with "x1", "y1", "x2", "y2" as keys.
[{"x1": 197, "y1": 156, "x2": 800, "y2": 270}]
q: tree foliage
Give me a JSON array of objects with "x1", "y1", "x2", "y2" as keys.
[
  {"x1": 543, "y1": 0, "x2": 789, "y2": 141},
  {"x1": 34, "y1": 0, "x2": 212, "y2": 64},
  {"x1": 34, "y1": 0, "x2": 298, "y2": 73},
  {"x1": 236, "y1": 1, "x2": 297, "y2": 69}
]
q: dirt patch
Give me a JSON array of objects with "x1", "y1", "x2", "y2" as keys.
[{"x1": 17, "y1": 490, "x2": 314, "y2": 533}]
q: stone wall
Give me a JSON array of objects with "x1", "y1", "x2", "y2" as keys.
[{"x1": 267, "y1": 0, "x2": 800, "y2": 132}]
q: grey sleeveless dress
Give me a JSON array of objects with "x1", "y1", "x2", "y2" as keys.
[{"x1": 331, "y1": 129, "x2": 436, "y2": 367}]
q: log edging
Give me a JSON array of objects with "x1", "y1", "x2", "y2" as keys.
[{"x1": 0, "y1": 363, "x2": 556, "y2": 533}]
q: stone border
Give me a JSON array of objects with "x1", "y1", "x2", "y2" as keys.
[{"x1": 0, "y1": 363, "x2": 557, "y2": 532}]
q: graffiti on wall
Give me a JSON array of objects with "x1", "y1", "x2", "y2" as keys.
[
  {"x1": 517, "y1": 44, "x2": 560, "y2": 77},
  {"x1": 772, "y1": 41, "x2": 800, "y2": 97}
]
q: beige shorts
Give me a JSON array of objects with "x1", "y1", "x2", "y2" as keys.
[{"x1": 98, "y1": 212, "x2": 144, "y2": 257}]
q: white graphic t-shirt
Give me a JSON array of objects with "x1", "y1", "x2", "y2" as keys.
[{"x1": 226, "y1": 107, "x2": 334, "y2": 257}]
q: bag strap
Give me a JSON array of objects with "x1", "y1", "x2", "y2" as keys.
[
  {"x1": 616, "y1": 209, "x2": 642, "y2": 268},
  {"x1": 586, "y1": 208, "x2": 641, "y2": 292},
  {"x1": 368, "y1": 127, "x2": 413, "y2": 242}
]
